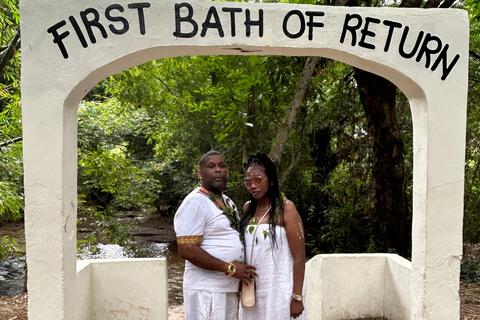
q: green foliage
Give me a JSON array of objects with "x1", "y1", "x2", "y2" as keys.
[
  {"x1": 78, "y1": 100, "x2": 149, "y2": 244},
  {"x1": 77, "y1": 99, "x2": 196, "y2": 245},
  {"x1": 0, "y1": 181, "x2": 23, "y2": 222},
  {"x1": 102, "y1": 54, "x2": 416, "y2": 256},
  {"x1": 1, "y1": 0, "x2": 21, "y2": 115},
  {"x1": 77, "y1": 235, "x2": 98, "y2": 254},
  {"x1": 0, "y1": 236, "x2": 23, "y2": 259},
  {"x1": 464, "y1": 0, "x2": 480, "y2": 54},
  {"x1": 0, "y1": 0, "x2": 478, "y2": 258},
  {"x1": 144, "y1": 161, "x2": 196, "y2": 216},
  {"x1": 464, "y1": 148, "x2": 480, "y2": 244},
  {"x1": 311, "y1": 164, "x2": 375, "y2": 254},
  {"x1": 0, "y1": 0, "x2": 23, "y2": 225},
  {"x1": 460, "y1": 259, "x2": 480, "y2": 283},
  {"x1": 463, "y1": 0, "x2": 480, "y2": 244},
  {"x1": 0, "y1": 135, "x2": 23, "y2": 224}
]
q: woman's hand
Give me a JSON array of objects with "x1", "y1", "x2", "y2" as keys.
[
  {"x1": 290, "y1": 299, "x2": 304, "y2": 318},
  {"x1": 284, "y1": 200, "x2": 306, "y2": 318}
]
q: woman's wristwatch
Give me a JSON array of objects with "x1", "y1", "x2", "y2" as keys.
[
  {"x1": 225, "y1": 262, "x2": 236, "y2": 276},
  {"x1": 292, "y1": 293, "x2": 303, "y2": 301}
]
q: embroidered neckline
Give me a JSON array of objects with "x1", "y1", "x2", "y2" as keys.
[{"x1": 198, "y1": 187, "x2": 242, "y2": 238}]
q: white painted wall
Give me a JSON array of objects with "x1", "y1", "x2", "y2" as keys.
[
  {"x1": 75, "y1": 258, "x2": 168, "y2": 320},
  {"x1": 76, "y1": 260, "x2": 93, "y2": 319},
  {"x1": 384, "y1": 255, "x2": 412, "y2": 320},
  {"x1": 306, "y1": 254, "x2": 412, "y2": 320},
  {"x1": 19, "y1": 1, "x2": 469, "y2": 319}
]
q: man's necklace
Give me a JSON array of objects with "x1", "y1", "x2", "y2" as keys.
[{"x1": 199, "y1": 187, "x2": 242, "y2": 237}]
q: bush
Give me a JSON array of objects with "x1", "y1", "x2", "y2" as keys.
[
  {"x1": 0, "y1": 236, "x2": 23, "y2": 259},
  {"x1": 460, "y1": 259, "x2": 480, "y2": 283}
]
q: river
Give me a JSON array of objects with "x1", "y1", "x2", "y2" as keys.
[
  {"x1": 77, "y1": 241, "x2": 185, "y2": 306},
  {"x1": 0, "y1": 256, "x2": 26, "y2": 297},
  {"x1": 0, "y1": 214, "x2": 185, "y2": 306}
]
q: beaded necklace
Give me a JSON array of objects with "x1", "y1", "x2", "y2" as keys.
[{"x1": 198, "y1": 187, "x2": 242, "y2": 239}]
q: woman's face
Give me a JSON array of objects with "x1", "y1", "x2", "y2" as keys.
[{"x1": 244, "y1": 165, "x2": 270, "y2": 200}]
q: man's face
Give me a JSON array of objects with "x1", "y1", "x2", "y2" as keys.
[{"x1": 197, "y1": 155, "x2": 228, "y2": 194}]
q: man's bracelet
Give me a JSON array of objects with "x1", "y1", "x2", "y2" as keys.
[{"x1": 225, "y1": 262, "x2": 236, "y2": 276}]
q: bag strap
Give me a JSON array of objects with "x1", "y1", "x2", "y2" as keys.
[{"x1": 247, "y1": 209, "x2": 270, "y2": 265}]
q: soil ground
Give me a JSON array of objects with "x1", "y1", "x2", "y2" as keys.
[{"x1": 1, "y1": 220, "x2": 479, "y2": 320}]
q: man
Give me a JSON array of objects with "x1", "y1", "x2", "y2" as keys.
[{"x1": 174, "y1": 150, "x2": 256, "y2": 320}]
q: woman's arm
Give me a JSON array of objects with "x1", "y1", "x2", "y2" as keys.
[{"x1": 283, "y1": 199, "x2": 306, "y2": 318}]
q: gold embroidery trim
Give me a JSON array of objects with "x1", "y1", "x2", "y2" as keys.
[{"x1": 177, "y1": 235, "x2": 203, "y2": 245}]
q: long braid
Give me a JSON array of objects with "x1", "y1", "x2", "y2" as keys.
[{"x1": 240, "y1": 153, "x2": 285, "y2": 248}]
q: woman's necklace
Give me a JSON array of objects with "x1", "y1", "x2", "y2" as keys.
[
  {"x1": 249, "y1": 205, "x2": 271, "y2": 225},
  {"x1": 257, "y1": 204, "x2": 271, "y2": 211}
]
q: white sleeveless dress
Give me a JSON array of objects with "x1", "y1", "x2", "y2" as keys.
[{"x1": 239, "y1": 224, "x2": 308, "y2": 320}]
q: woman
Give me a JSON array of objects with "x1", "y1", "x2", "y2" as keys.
[{"x1": 239, "y1": 152, "x2": 307, "y2": 320}]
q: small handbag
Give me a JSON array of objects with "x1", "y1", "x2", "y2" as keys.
[
  {"x1": 240, "y1": 210, "x2": 269, "y2": 308},
  {"x1": 240, "y1": 277, "x2": 255, "y2": 308}
]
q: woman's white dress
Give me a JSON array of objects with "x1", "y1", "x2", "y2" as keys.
[{"x1": 239, "y1": 224, "x2": 307, "y2": 320}]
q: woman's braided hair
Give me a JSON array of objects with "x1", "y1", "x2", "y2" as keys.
[{"x1": 240, "y1": 152, "x2": 285, "y2": 248}]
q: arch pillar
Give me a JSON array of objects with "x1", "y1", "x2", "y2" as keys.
[{"x1": 20, "y1": 1, "x2": 469, "y2": 319}]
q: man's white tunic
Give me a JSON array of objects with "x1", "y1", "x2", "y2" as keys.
[{"x1": 174, "y1": 187, "x2": 243, "y2": 292}]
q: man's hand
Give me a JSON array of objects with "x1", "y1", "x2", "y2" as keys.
[{"x1": 231, "y1": 260, "x2": 257, "y2": 286}]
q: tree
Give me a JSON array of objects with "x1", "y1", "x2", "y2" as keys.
[
  {"x1": 77, "y1": 98, "x2": 199, "y2": 244},
  {"x1": 269, "y1": 56, "x2": 319, "y2": 170},
  {"x1": 0, "y1": 0, "x2": 478, "y2": 258},
  {"x1": 346, "y1": 0, "x2": 466, "y2": 257},
  {"x1": 463, "y1": 0, "x2": 480, "y2": 246},
  {"x1": 0, "y1": 0, "x2": 22, "y2": 224},
  {"x1": 353, "y1": 69, "x2": 410, "y2": 256}
]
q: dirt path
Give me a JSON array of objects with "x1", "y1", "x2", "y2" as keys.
[{"x1": 0, "y1": 294, "x2": 185, "y2": 320}]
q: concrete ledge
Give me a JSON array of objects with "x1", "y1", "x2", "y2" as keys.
[
  {"x1": 306, "y1": 254, "x2": 412, "y2": 320},
  {"x1": 76, "y1": 258, "x2": 168, "y2": 320}
]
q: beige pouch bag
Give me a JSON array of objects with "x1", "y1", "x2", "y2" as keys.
[
  {"x1": 240, "y1": 209, "x2": 269, "y2": 309},
  {"x1": 240, "y1": 278, "x2": 255, "y2": 308}
]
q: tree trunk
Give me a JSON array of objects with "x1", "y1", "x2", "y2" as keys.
[
  {"x1": 269, "y1": 56, "x2": 319, "y2": 168},
  {"x1": 353, "y1": 68, "x2": 411, "y2": 258},
  {"x1": 0, "y1": 28, "x2": 20, "y2": 80}
]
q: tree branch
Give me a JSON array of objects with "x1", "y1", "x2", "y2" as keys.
[
  {"x1": 470, "y1": 49, "x2": 480, "y2": 61},
  {"x1": 0, "y1": 137, "x2": 22, "y2": 148},
  {"x1": 399, "y1": 0, "x2": 423, "y2": 7},
  {"x1": 0, "y1": 27, "x2": 21, "y2": 75},
  {"x1": 439, "y1": 0, "x2": 455, "y2": 8},
  {"x1": 140, "y1": 65, "x2": 176, "y2": 96},
  {"x1": 424, "y1": 0, "x2": 441, "y2": 8},
  {"x1": 279, "y1": 154, "x2": 302, "y2": 189},
  {"x1": 269, "y1": 56, "x2": 319, "y2": 167}
]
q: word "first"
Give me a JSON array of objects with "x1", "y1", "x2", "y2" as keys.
[
  {"x1": 47, "y1": 2, "x2": 326, "y2": 59},
  {"x1": 47, "y1": 3, "x2": 150, "y2": 59}
]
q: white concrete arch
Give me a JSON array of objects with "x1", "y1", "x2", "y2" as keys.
[{"x1": 20, "y1": 0, "x2": 468, "y2": 319}]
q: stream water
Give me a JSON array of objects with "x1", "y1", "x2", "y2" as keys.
[
  {"x1": 0, "y1": 214, "x2": 185, "y2": 305},
  {"x1": 0, "y1": 257, "x2": 26, "y2": 297},
  {"x1": 0, "y1": 242, "x2": 185, "y2": 305},
  {"x1": 77, "y1": 241, "x2": 185, "y2": 305}
]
